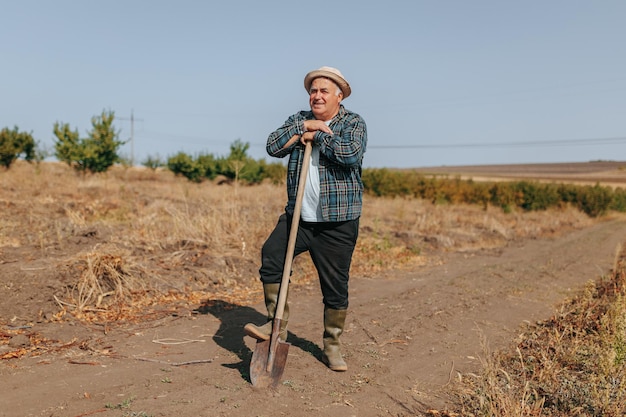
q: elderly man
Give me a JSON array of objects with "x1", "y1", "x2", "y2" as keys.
[{"x1": 244, "y1": 66, "x2": 367, "y2": 372}]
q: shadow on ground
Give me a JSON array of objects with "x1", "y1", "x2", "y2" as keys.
[{"x1": 194, "y1": 299, "x2": 324, "y2": 382}]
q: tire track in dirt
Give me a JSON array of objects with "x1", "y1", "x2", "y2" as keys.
[
  {"x1": 333, "y1": 216, "x2": 626, "y2": 414},
  {"x1": 274, "y1": 216, "x2": 626, "y2": 415}
]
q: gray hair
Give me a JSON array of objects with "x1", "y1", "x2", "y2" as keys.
[
  {"x1": 309, "y1": 77, "x2": 343, "y2": 97},
  {"x1": 329, "y1": 79, "x2": 342, "y2": 96}
]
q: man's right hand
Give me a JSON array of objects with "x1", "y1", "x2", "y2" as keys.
[{"x1": 300, "y1": 131, "x2": 316, "y2": 145}]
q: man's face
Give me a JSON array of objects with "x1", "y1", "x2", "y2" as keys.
[{"x1": 309, "y1": 77, "x2": 343, "y2": 121}]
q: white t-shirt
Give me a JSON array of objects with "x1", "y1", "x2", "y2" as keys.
[
  {"x1": 301, "y1": 145, "x2": 322, "y2": 221},
  {"x1": 300, "y1": 121, "x2": 331, "y2": 222}
]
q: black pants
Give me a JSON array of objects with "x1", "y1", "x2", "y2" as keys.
[{"x1": 259, "y1": 213, "x2": 359, "y2": 310}]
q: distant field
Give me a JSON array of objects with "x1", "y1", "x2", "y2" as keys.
[{"x1": 410, "y1": 160, "x2": 626, "y2": 187}]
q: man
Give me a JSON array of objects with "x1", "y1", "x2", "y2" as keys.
[{"x1": 244, "y1": 66, "x2": 367, "y2": 372}]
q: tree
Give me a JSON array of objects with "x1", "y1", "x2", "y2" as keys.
[
  {"x1": 0, "y1": 126, "x2": 37, "y2": 169},
  {"x1": 53, "y1": 122, "x2": 81, "y2": 169},
  {"x1": 54, "y1": 110, "x2": 125, "y2": 174},
  {"x1": 228, "y1": 139, "x2": 249, "y2": 161},
  {"x1": 226, "y1": 139, "x2": 249, "y2": 183}
]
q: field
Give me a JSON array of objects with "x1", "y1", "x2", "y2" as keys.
[
  {"x1": 1, "y1": 160, "x2": 626, "y2": 416},
  {"x1": 412, "y1": 160, "x2": 626, "y2": 188}
]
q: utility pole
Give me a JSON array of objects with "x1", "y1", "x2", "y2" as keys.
[
  {"x1": 130, "y1": 110, "x2": 134, "y2": 165},
  {"x1": 118, "y1": 109, "x2": 143, "y2": 165}
]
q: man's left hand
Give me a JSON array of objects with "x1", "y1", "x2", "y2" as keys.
[{"x1": 304, "y1": 120, "x2": 333, "y2": 135}]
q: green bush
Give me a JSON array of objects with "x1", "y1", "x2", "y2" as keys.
[
  {"x1": 488, "y1": 182, "x2": 517, "y2": 211},
  {"x1": 222, "y1": 140, "x2": 264, "y2": 184},
  {"x1": 142, "y1": 154, "x2": 164, "y2": 171},
  {"x1": 163, "y1": 147, "x2": 626, "y2": 217},
  {"x1": 557, "y1": 183, "x2": 580, "y2": 204},
  {"x1": 513, "y1": 181, "x2": 561, "y2": 211},
  {"x1": 576, "y1": 184, "x2": 613, "y2": 217},
  {"x1": 196, "y1": 153, "x2": 222, "y2": 180},
  {"x1": 261, "y1": 161, "x2": 287, "y2": 185},
  {"x1": 610, "y1": 188, "x2": 626, "y2": 212},
  {"x1": 361, "y1": 168, "x2": 414, "y2": 197},
  {"x1": 0, "y1": 126, "x2": 37, "y2": 169},
  {"x1": 54, "y1": 110, "x2": 125, "y2": 174},
  {"x1": 361, "y1": 168, "x2": 626, "y2": 217},
  {"x1": 466, "y1": 180, "x2": 491, "y2": 209},
  {"x1": 167, "y1": 152, "x2": 203, "y2": 182},
  {"x1": 230, "y1": 158, "x2": 265, "y2": 184},
  {"x1": 166, "y1": 139, "x2": 286, "y2": 185}
]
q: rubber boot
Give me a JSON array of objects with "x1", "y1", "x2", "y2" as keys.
[
  {"x1": 244, "y1": 283, "x2": 289, "y2": 341},
  {"x1": 322, "y1": 307, "x2": 348, "y2": 372}
]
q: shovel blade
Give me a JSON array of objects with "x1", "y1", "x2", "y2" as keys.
[{"x1": 250, "y1": 338, "x2": 290, "y2": 388}]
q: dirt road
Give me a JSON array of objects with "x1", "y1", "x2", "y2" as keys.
[{"x1": 2, "y1": 217, "x2": 626, "y2": 417}]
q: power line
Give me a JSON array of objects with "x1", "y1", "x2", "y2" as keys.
[
  {"x1": 138, "y1": 129, "x2": 231, "y2": 145},
  {"x1": 368, "y1": 136, "x2": 626, "y2": 149}
]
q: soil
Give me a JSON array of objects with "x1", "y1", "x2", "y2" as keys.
[{"x1": 1, "y1": 211, "x2": 625, "y2": 417}]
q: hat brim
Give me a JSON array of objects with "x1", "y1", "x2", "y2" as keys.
[{"x1": 304, "y1": 70, "x2": 351, "y2": 99}]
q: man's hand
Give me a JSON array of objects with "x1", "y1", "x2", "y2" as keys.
[
  {"x1": 300, "y1": 131, "x2": 316, "y2": 145},
  {"x1": 303, "y1": 120, "x2": 333, "y2": 135}
]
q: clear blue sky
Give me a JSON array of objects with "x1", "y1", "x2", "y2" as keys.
[{"x1": 2, "y1": 1, "x2": 625, "y2": 168}]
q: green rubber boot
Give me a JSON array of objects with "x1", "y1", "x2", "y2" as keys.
[
  {"x1": 322, "y1": 307, "x2": 348, "y2": 372},
  {"x1": 244, "y1": 283, "x2": 289, "y2": 341}
]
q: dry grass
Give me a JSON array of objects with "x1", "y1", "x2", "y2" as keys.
[
  {"x1": 0, "y1": 161, "x2": 597, "y2": 319},
  {"x1": 58, "y1": 244, "x2": 146, "y2": 310},
  {"x1": 2, "y1": 161, "x2": 623, "y2": 412},
  {"x1": 455, "y1": 245, "x2": 626, "y2": 416}
]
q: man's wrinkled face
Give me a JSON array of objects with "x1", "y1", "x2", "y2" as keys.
[{"x1": 309, "y1": 77, "x2": 343, "y2": 121}]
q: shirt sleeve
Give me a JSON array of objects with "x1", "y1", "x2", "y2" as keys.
[
  {"x1": 266, "y1": 112, "x2": 308, "y2": 158},
  {"x1": 317, "y1": 113, "x2": 367, "y2": 167}
]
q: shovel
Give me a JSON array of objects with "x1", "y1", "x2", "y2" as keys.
[{"x1": 250, "y1": 141, "x2": 312, "y2": 388}]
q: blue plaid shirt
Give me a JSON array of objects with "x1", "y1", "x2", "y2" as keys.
[{"x1": 266, "y1": 105, "x2": 367, "y2": 222}]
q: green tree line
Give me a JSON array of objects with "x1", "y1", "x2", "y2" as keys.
[
  {"x1": 164, "y1": 139, "x2": 286, "y2": 185},
  {"x1": 2, "y1": 111, "x2": 625, "y2": 217},
  {"x1": 362, "y1": 168, "x2": 626, "y2": 217},
  {"x1": 0, "y1": 110, "x2": 286, "y2": 182}
]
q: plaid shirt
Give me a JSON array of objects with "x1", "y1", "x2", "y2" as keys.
[{"x1": 266, "y1": 105, "x2": 367, "y2": 222}]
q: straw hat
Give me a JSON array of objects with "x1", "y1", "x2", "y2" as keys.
[{"x1": 304, "y1": 66, "x2": 351, "y2": 99}]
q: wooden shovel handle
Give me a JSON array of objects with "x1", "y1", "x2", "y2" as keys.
[
  {"x1": 265, "y1": 141, "x2": 312, "y2": 374},
  {"x1": 275, "y1": 140, "x2": 312, "y2": 320}
]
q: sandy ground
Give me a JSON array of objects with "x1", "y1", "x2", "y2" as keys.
[{"x1": 2, "y1": 213, "x2": 626, "y2": 417}]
